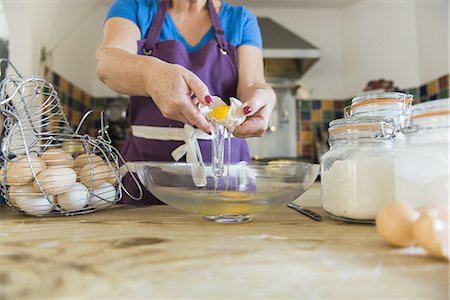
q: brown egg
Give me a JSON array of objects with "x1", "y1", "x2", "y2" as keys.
[
  {"x1": 79, "y1": 163, "x2": 110, "y2": 188},
  {"x1": 413, "y1": 209, "x2": 449, "y2": 260},
  {"x1": 33, "y1": 167, "x2": 77, "y2": 195},
  {"x1": 74, "y1": 153, "x2": 103, "y2": 169},
  {"x1": 41, "y1": 148, "x2": 75, "y2": 168},
  {"x1": 6, "y1": 156, "x2": 46, "y2": 185},
  {"x1": 376, "y1": 202, "x2": 420, "y2": 247},
  {"x1": 106, "y1": 169, "x2": 118, "y2": 185},
  {"x1": 9, "y1": 184, "x2": 45, "y2": 206}
]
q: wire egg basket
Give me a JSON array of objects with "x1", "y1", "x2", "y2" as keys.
[{"x1": 0, "y1": 59, "x2": 142, "y2": 216}]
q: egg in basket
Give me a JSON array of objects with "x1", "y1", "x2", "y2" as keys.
[{"x1": 0, "y1": 59, "x2": 141, "y2": 216}]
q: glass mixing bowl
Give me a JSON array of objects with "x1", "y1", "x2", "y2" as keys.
[{"x1": 135, "y1": 162, "x2": 320, "y2": 223}]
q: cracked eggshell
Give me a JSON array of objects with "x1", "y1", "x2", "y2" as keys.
[{"x1": 199, "y1": 96, "x2": 246, "y2": 129}]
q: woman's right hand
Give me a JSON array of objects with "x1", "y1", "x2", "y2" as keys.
[
  {"x1": 145, "y1": 61, "x2": 213, "y2": 133},
  {"x1": 96, "y1": 17, "x2": 213, "y2": 133}
]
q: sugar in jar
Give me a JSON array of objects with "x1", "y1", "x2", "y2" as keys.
[
  {"x1": 394, "y1": 98, "x2": 449, "y2": 209},
  {"x1": 320, "y1": 116, "x2": 397, "y2": 223}
]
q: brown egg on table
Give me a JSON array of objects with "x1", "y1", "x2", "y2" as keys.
[
  {"x1": 41, "y1": 148, "x2": 75, "y2": 168},
  {"x1": 376, "y1": 202, "x2": 420, "y2": 247},
  {"x1": 79, "y1": 163, "x2": 111, "y2": 188},
  {"x1": 413, "y1": 208, "x2": 449, "y2": 260},
  {"x1": 33, "y1": 167, "x2": 77, "y2": 195},
  {"x1": 5, "y1": 155, "x2": 46, "y2": 185}
]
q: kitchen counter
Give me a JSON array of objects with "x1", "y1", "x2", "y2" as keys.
[{"x1": 1, "y1": 201, "x2": 448, "y2": 300}]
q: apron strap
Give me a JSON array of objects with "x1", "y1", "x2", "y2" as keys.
[
  {"x1": 143, "y1": 0, "x2": 170, "y2": 54},
  {"x1": 207, "y1": 0, "x2": 228, "y2": 52},
  {"x1": 131, "y1": 124, "x2": 209, "y2": 187},
  {"x1": 143, "y1": 0, "x2": 228, "y2": 55}
]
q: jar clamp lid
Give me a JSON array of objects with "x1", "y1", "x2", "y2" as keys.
[
  {"x1": 402, "y1": 98, "x2": 450, "y2": 133},
  {"x1": 328, "y1": 116, "x2": 396, "y2": 141},
  {"x1": 345, "y1": 92, "x2": 413, "y2": 118}
]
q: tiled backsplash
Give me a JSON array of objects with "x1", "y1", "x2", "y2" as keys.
[
  {"x1": 298, "y1": 73, "x2": 449, "y2": 161},
  {"x1": 44, "y1": 68, "x2": 449, "y2": 162},
  {"x1": 44, "y1": 68, "x2": 119, "y2": 137}
]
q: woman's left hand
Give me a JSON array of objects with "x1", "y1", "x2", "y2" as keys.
[
  {"x1": 233, "y1": 85, "x2": 276, "y2": 137},
  {"x1": 233, "y1": 45, "x2": 276, "y2": 138}
]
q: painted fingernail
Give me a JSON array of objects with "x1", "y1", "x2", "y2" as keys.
[
  {"x1": 205, "y1": 95, "x2": 213, "y2": 104},
  {"x1": 243, "y1": 106, "x2": 252, "y2": 115}
]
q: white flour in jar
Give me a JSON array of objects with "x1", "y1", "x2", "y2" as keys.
[
  {"x1": 321, "y1": 154, "x2": 395, "y2": 220},
  {"x1": 394, "y1": 142, "x2": 449, "y2": 209}
]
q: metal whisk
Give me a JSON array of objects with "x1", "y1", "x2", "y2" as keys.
[{"x1": 0, "y1": 59, "x2": 142, "y2": 216}]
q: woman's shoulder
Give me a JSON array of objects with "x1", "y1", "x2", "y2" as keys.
[
  {"x1": 220, "y1": 2, "x2": 262, "y2": 48},
  {"x1": 220, "y1": 2, "x2": 256, "y2": 21},
  {"x1": 106, "y1": 0, "x2": 159, "y2": 37}
]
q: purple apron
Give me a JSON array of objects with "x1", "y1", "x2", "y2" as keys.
[{"x1": 120, "y1": 0, "x2": 251, "y2": 205}]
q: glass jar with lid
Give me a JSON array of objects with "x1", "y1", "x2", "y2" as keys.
[
  {"x1": 345, "y1": 92, "x2": 413, "y2": 130},
  {"x1": 320, "y1": 116, "x2": 397, "y2": 223},
  {"x1": 394, "y1": 98, "x2": 449, "y2": 209}
]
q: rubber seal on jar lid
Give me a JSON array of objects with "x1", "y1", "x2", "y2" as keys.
[
  {"x1": 328, "y1": 116, "x2": 396, "y2": 140},
  {"x1": 411, "y1": 98, "x2": 450, "y2": 119},
  {"x1": 351, "y1": 92, "x2": 413, "y2": 108}
]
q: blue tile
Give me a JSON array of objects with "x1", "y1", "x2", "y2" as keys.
[
  {"x1": 301, "y1": 111, "x2": 311, "y2": 120},
  {"x1": 312, "y1": 100, "x2": 321, "y2": 109},
  {"x1": 420, "y1": 84, "x2": 428, "y2": 96},
  {"x1": 334, "y1": 112, "x2": 344, "y2": 119},
  {"x1": 52, "y1": 73, "x2": 60, "y2": 86}
]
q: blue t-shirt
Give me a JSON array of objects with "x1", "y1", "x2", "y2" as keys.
[{"x1": 106, "y1": 0, "x2": 262, "y2": 53}]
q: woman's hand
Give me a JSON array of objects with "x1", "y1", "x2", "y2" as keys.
[
  {"x1": 145, "y1": 61, "x2": 213, "y2": 133},
  {"x1": 233, "y1": 45, "x2": 276, "y2": 138},
  {"x1": 233, "y1": 85, "x2": 276, "y2": 137}
]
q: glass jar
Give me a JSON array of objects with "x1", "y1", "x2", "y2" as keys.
[
  {"x1": 394, "y1": 98, "x2": 449, "y2": 209},
  {"x1": 320, "y1": 116, "x2": 397, "y2": 223},
  {"x1": 345, "y1": 92, "x2": 413, "y2": 130}
]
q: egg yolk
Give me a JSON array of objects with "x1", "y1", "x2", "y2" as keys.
[{"x1": 210, "y1": 105, "x2": 230, "y2": 120}]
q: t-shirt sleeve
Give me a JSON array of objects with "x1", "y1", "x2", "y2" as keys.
[
  {"x1": 105, "y1": 0, "x2": 139, "y2": 24},
  {"x1": 240, "y1": 7, "x2": 263, "y2": 48}
]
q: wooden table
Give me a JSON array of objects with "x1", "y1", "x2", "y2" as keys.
[{"x1": 0, "y1": 204, "x2": 448, "y2": 300}]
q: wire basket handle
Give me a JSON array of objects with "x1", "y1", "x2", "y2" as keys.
[{"x1": 0, "y1": 58, "x2": 22, "y2": 79}]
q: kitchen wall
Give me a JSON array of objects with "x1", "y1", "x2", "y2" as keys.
[
  {"x1": 250, "y1": 0, "x2": 449, "y2": 99},
  {"x1": 2, "y1": 0, "x2": 112, "y2": 97}
]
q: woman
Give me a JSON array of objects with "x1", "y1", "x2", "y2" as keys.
[{"x1": 96, "y1": 0, "x2": 276, "y2": 204}]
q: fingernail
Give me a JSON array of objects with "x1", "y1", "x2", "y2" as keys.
[
  {"x1": 205, "y1": 95, "x2": 213, "y2": 104},
  {"x1": 243, "y1": 106, "x2": 252, "y2": 115}
]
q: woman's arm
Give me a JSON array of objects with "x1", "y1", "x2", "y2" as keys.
[
  {"x1": 96, "y1": 17, "x2": 213, "y2": 133},
  {"x1": 233, "y1": 45, "x2": 276, "y2": 137}
]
